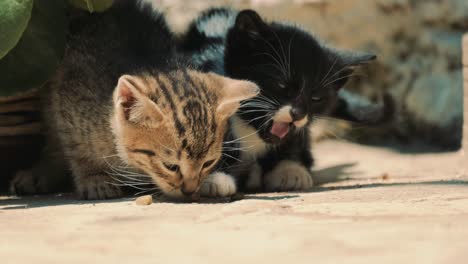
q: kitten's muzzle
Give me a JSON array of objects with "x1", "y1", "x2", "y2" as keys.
[
  {"x1": 181, "y1": 180, "x2": 198, "y2": 196},
  {"x1": 269, "y1": 106, "x2": 309, "y2": 140}
]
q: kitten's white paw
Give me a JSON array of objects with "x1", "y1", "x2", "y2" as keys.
[
  {"x1": 264, "y1": 160, "x2": 313, "y2": 191},
  {"x1": 200, "y1": 172, "x2": 237, "y2": 197},
  {"x1": 9, "y1": 169, "x2": 38, "y2": 195},
  {"x1": 76, "y1": 175, "x2": 123, "y2": 200}
]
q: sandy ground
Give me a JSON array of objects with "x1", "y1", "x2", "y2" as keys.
[{"x1": 1, "y1": 140, "x2": 468, "y2": 264}]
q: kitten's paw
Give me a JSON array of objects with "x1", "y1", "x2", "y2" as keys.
[
  {"x1": 200, "y1": 172, "x2": 237, "y2": 197},
  {"x1": 9, "y1": 169, "x2": 39, "y2": 195},
  {"x1": 264, "y1": 160, "x2": 313, "y2": 192},
  {"x1": 76, "y1": 175, "x2": 123, "y2": 200}
]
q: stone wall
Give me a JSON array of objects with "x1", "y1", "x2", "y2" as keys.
[{"x1": 155, "y1": 0, "x2": 467, "y2": 149}]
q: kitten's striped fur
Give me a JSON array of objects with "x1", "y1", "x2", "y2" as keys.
[{"x1": 10, "y1": 0, "x2": 258, "y2": 200}]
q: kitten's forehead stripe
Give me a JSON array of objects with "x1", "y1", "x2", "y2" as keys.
[
  {"x1": 150, "y1": 71, "x2": 218, "y2": 160},
  {"x1": 182, "y1": 99, "x2": 211, "y2": 159},
  {"x1": 154, "y1": 75, "x2": 186, "y2": 137}
]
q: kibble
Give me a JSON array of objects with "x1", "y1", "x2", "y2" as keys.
[
  {"x1": 135, "y1": 195, "x2": 153, "y2": 205},
  {"x1": 382, "y1": 173, "x2": 390, "y2": 180}
]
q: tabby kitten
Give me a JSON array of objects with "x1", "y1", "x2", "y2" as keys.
[
  {"x1": 180, "y1": 8, "x2": 378, "y2": 192},
  {"x1": 10, "y1": 1, "x2": 258, "y2": 200}
]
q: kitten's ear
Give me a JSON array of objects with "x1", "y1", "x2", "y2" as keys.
[
  {"x1": 234, "y1": 10, "x2": 265, "y2": 35},
  {"x1": 114, "y1": 75, "x2": 164, "y2": 127},
  {"x1": 340, "y1": 52, "x2": 377, "y2": 66},
  {"x1": 217, "y1": 77, "x2": 260, "y2": 117}
]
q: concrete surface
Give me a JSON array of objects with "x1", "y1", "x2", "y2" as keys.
[{"x1": 1, "y1": 140, "x2": 467, "y2": 264}]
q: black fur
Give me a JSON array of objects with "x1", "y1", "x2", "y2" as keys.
[{"x1": 180, "y1": 8, "x2": 377, "y2": 191}]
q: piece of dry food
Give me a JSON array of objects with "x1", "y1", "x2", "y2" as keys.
[
  {"x1": 381, "y1": 173, "x2": 390, "y2": 180},
  {"x1": 135, "y1": 195, "x2": 153, "y2": 206},
  {"x1": 230, "y1": 192, "x2": 245, "y2": 202}
]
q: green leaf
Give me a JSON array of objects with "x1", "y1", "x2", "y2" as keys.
[
  {"x1": 69, "y1": 0, "x2": 114, "y2": 13},
  {"x1": 0, "y1": 0, "x2": 34, "y2": 59},
  {"x1": 0, "y1": 0, "x2": 67, "y2": 97}
]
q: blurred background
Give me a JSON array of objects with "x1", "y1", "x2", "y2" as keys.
[
  {"x1": 0, "y1": 0, "x2": 466, "y2": 189},
  {"x1": 155, "y1": 0, "x2": 466, "y2": 150}
]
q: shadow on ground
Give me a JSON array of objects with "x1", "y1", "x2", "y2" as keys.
[
  {"x1": 2, "y1": 160, "x2": 467, "y2": 210},
  {"x1": 0, "y1": 193, "x2": 303, "y2": 210}
]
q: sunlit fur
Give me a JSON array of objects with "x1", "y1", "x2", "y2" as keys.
[
  {"x1": 12, "y1": 1, "x2": 258, "y2": 200},
  {"x1": 112, "y1": 71, "x2": 257, "y2": 198},
  {"x1": 180, "y1": 8, "x2": 377, "y2": 192}
]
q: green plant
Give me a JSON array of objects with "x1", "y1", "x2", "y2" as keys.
[{"x1": 0, "y1": 0, "x2": 114, "y2": 97}]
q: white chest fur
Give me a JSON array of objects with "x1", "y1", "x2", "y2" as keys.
[{"x1": 230, "y1": 115, "x2": 269, "y2": 161}]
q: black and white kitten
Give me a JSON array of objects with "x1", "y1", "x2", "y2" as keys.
[{"x1": 179, "y1": 8, "x2": 381, "y2": 192}]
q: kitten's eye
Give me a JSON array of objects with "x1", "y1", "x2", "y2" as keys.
[
  {"x1": 163, "y1": 163, "x2": 179, "y2": 172},
  {"x1": 311, "y1": 97, "x2": 322, "y2": 102},
  {"x1": 202, "y1": 159, "x2": 216, "y2": 169},
  {"x1": 132, "y1": 149, "x2": 155, "y2": 156}
]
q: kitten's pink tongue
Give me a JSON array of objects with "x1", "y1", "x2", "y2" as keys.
[{"x1": 271, "y1": 122, "x2": 290, "y2": 139}]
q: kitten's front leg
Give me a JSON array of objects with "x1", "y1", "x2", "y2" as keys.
[
  {"x1": 199, "y1": 171, "x2": 237, "y2": 197},
  {"x1": 70, "y1": 160, "x2": 123, "y2": 200},
  {"x1": 75, "y1": 173, "x2": 123, "y2": 200},
  {"x1": 10, "y1": 169, "x2": 42, "y2": 195},
  {"x1": 9, "y1": 155, "x2": 70, "y2": 195},
  {"x1": 264, "y1": 160, "x2": 314, "y2": 192}
]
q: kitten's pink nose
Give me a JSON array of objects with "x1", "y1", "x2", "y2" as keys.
[{"x1": 181, "y1": 180, "x2": 198, "y2": 196}]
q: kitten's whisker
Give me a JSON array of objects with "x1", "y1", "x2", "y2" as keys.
[
  {"x1": 258, "y1": 114, "x2": 274, "y2": 129},
  {"x1": 252, "y1": 62, "x2": 288, "y2": 80},
  {"x1": 103, "y1": 159, "x2": 153, "y2": 186},
  {"x1": 104, "y1": 161, "x2": 150, "y2": 179},
  {"x1": 111, "y1": 172, "x2": 152, "y2": 182},
  {"x1": 254, "y1": 33, "x2": 288, "y2": 79},
  {"x1": 222, "y1": 144, "x2": 257, "y2": 152},
  {"x1": 320, "y1": 57, "x2": 339, "y2": 86},
  {"x1": 239, "y1": 102, "x2": 275, "y2": 109},
  {"x1": 257, "y1": 94, "x2": 279, "y2": 106},
  {"x1": 237, "y1": 109, "x2": 272, "y2": 115},
  {"x1": 106, "y1": 170, "x2": 151, "y2": 184},
  {"x1": 222, "y1": 129, "x2": 261, "y2": 144},
  {"x1": 254, "y1": 52, "x2": 287, "y2": 79},
  {"x1": 241, "y1": 99, "x2": 274, "y2": 105},
  {"x1": 108, "y1": 181, "x2": 153, "y2": 186},
  {"x1": 158, "y1": 142, "x2": 175, "y2": 153},
  {"x1": 287, "y1": 32, "x2": 297, "y2": 78},
  {"x1": 101, "y1": 154, "x2": 120, "y2": 159},
  {"x1": 247, "y1": 113, "x2": 273, "y2": 125},
  {"x1": 222, "y1": 153, "x2": 243, "y2": 163},
  {"x1": 323, "y1": 64, "x2": 349, "y2": 84},
  {"x1": 106, "y1": 177, "x2": 155, "y2": 191},
  {"x1": 112, "y1": 165, "x2": 151, "y2": 177},
  {"x1": 135, "y1": 188, "x2": 159, "y2": 196},
  {"x1": 323, "y1": 73, "x2": 364, "y2": 88},
  {"x1": 267, "y1": 28, "x2": 289, "y2": 78}
]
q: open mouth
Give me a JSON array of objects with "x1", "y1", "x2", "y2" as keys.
[
  {"x1": 270, "y1": 121, "x2": 291, "y2": 139},
  {"x1": 268, "y1": 116, "x2": 308, "y2": 142}
]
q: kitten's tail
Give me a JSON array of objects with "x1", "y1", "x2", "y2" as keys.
[{"x1": 332, "y1": 90, "x2": 395, "y2": 125}]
